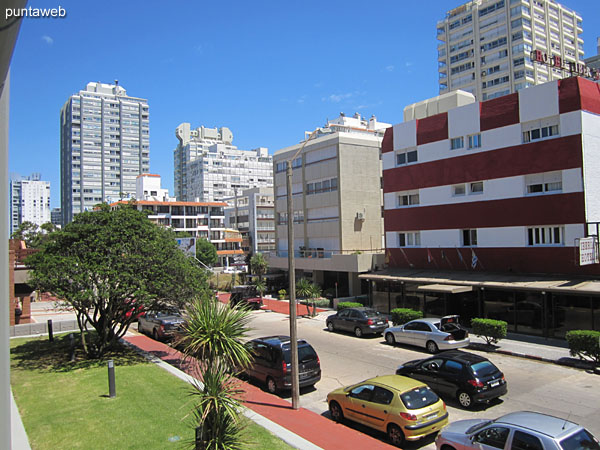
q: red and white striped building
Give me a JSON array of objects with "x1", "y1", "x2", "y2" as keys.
[{"x1": 382, "y1": 76, "x2": 600, "y2": 276}]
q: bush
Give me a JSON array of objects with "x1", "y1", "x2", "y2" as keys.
[
  {"x1": 390, "y1": 308, "x2": 423, "y2": 325},
  {"x1": 566, "y1": 330, "x2": 600, "y2": 364},
  {"x1": 337, "y1": 302, "x2": 362, "y2": 311},
  {"x1": 471, "y1": 318, "x2": 507, "y2": 346},
  {"x1": 277, "y1": 289, "x2": 287, "y2": 300},
  {"x1": 303, "y1": 298, "x2": 330, "y2": 308}
]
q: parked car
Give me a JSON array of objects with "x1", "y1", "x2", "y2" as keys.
[
  {"x1": 327, "y1": 375, "x2": 448, "y2": 447},
  {"x1": 229, "y1": 285, "x2": 263, "y2": 310},
  {"x1": 326, "y1": 307, "x2": 390, "y2": 337},
  {"x1": 435, "y1": 411, "x2": 600, "y2": 450},
  {"x1": 384, "y1": 316, "x2": 469, "y2": 354},
  {"x1": 246, "y1": 335, "x2": 321, "y2": 394},
  {"x1": 138, "y1": 310, "x2": 185, "y2": 341},
  {"x1": 395, "y1": 350, "x2": 507, "y2": 409}
]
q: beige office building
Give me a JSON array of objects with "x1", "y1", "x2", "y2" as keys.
[
  {"x1": 437, "y1": 0, "x2": 585, "y2": 101},
  {"x1": 269, "y1": 113, "x2": 389, "y2": 297}
]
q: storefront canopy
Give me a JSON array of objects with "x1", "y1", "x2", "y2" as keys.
[{"x1": 359, "y1": 268, "x2": 600, "y2": 296}]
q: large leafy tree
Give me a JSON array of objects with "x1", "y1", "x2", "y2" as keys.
[
  {"x1": 11, "y1": 221, "x2": 58, "y2": 248},
  {"x1": 196, "y1": 238, "x2": 218, "y2": 267},
  {"x1": 27, "y1": 204, "x2": 209, "y2": 358}
]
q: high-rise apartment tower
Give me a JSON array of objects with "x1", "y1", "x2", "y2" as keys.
[
  {"x1": 174, "y1": 123, "x2": 272, "y2": 202},
  {"x1": 60, "y1": 82, "x2": 149, "y2": 224},
  {"x1": 9, "y1": 173, "x2": 51, "y2": 234},
  {"x1": 437, "y1": 0, "x2": 584, "y2": 100}
]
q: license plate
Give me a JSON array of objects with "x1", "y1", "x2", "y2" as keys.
[
  {"x1": 300, "y1": 372, "x2": 310, "y2": 380},
  {"x1": 377, "y1": 321, "x2": 383, "y2": 325},
  {"x1": 490, "y1": 381, "x2": 499, "y2": 387}
]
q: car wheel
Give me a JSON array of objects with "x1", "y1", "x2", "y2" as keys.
[
  {"x1": 441, "y1": 445, "x2": 457, "y2": 450},
  {"x1": 354, "y1": 327, "x2": 363, "y2": 338},
  {"x1": 385, "y1": 333, "x2": 396, "y2": 345},
  {"x1": 388, "y1": 423, "x2": 405, "y2": 447},
  {"x1": 457, "y1": 390, "x2": 473, "y2": 409},
  {"x1": 266, "y1": 377, "x2": 277, "y2": 394},
  {"x1": 329, "y1": 401, "x2": 344, "y2": 422},
  {"x1": 152, "y1": 328, "x2": 159, "y2": 340},
  {"x1": 426, "y1": 340, "x2": 439, "y2": 354},
  {"x1": 327, "y1": 321, "x2": 335, "y2": 332}
]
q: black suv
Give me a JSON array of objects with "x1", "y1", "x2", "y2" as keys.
[
  {"x1": 246, "y1": 336, "x2": 321, "y2": 394},
  {"x1": 395, "y1": 350, "x2": 507, "y2": 409}
]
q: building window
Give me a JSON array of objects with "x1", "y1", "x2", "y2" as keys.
[
  {"x1": 462, "y1": 229, "x2": 478, "y2": 246},
  {"x1": 450, "y1": 137, "x2": 464, "y2": 150},
  {"x1": 527, "y1": 181, "x2": 562, "y2": 194},
  {"x1": 276, "y1": 161, "x2": 286, "y2": 173},
  {"x1": 468, "y1": 134, "x2": 481, "y2": 149},
  {"x1": 399, "y1": 232, "x2": 421, "y2": 247},
  {"x1": 398, "y1": 192, "x2": 420, "y2": 206},
  {"x1": 396, "y1": 149, "x2": 418, "y2": 166},
  {"x1": 470, "y1": 181, "x2": 484, "y2": 194},
  {"x1": 453, "y1": 184, "x2": 466, "y2": 196},
  {"x1": 306, "y1": 177, "x2": 338, "y2": 196},
  {"x1": 277, "y1": 212, "x2": 288, "y2": 225},
  {"x1": 292, "y1": 157, "x2": 302, "y2": 169},
  {"x1": 527, "y1": 226, "x2": 563, "y2": 246},
  {"x1": 522, "y1": 124, "x2": 559, "y2": 143},
  {"x1": 293, "y1": 210, "x2": 304, "y2": 223}
]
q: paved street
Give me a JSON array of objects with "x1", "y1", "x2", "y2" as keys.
[{"x1": 246, "y1": 310, "x2": 600, "y2": 449}]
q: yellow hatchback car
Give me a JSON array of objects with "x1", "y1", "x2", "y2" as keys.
[{"x1": 327, "y1": 375, "x2": 448, "y2": 447}]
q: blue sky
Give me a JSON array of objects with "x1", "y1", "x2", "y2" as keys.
[{"x1": 8, "y1": 0, "x2": 600, "y2": 209}]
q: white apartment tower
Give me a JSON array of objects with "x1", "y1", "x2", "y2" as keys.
[
  {"x1": 10, "y1": 173, "x2": 51, "y2": 234},
  {"x1": 174, "y1": 123, "x2": 272, "y2": 202},
  {"x1": 437, "y1": 0, "x2": 584, "y2": 101},
  {"x1": 60, "y1": 82, "x2": 150, "y2": 224}
]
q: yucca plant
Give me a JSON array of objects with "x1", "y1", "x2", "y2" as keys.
[{"x1": 179, "y1": 294, "x2": 253, "y2": 449}]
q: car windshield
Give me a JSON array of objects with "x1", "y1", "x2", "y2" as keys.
[
  {"x1": 400, "y1": 386, "x2": 439, "y2": 410},
  {"x1": 560, "y1": 430, "x2": 600, "y2": 450},
  {"x1": 283, "y1": 345, "x2": 318, "y2": 364},
  {"x1": 156, "y1": 310, "x2": 180, "y2": 317},
  {"x1": 470, "y1": 361, "x2": 498, "y2": 377},
  {"x1": 466, "y1": 420, "x2": 493, "y2": 434}
]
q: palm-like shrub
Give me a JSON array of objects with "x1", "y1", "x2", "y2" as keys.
[{"x1": 179, "y1": 294, "x2": 253, "y2": 449}]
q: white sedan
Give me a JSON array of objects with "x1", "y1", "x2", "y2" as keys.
[{"x1": 384, "y1": 317, "x2": 470, "y2": 354}]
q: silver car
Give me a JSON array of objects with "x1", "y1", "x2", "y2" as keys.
[
  {"x1": 384, "y1": 317, "x2": 469, "y2": 354},
  {"x1": 435, "y1": 411, "x2": 600, "y2": 450}
]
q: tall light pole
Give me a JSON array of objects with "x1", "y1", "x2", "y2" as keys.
[{"x1": 286, "y1": 128, "x2": 322, "y2": 409}]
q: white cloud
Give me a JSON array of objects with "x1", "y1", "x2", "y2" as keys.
[
  {"x1": 322, "y1": 92, "x2": 354, "y2": 103},
  {"x1": 385, "y1": 65, "x2": 395, "y2": 72},
  {"x1": 297, "y1": 95, "x2": 307, "y2": 104},
  {"x1": 41, "y1": 35, "x2": 54, "y2": 45},
  {"x1": 405, "y1": 61, "x2": 413, "y2": 68}
]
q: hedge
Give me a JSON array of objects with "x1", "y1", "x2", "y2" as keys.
[
  {"x1": 390, "y1": 308, "x2": 423, "y2": 325},
  {"x1": 471, "y1": 318, "x2": 507, "y2": 346},
  {"x1": 337, "y1": 302, "x2": 362, "y2": 311},
  {"x1": 566, "y1": 330, "x2": 600, "y2": 364}
]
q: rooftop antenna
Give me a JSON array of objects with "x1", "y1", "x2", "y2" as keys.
[
  {"x1": 562, "y1": 411, "x2": 572, "y2": 430},
  {"x1": 114, "y1": 79, "x2": 119, "y2": 86}
]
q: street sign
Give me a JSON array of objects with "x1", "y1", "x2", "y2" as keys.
[
  {"x1": 579, "y1": 237, "x2": 598, "y2": 266},
  {"x1": 176, "y1": 237, "x2": 196, "y2": 257}
]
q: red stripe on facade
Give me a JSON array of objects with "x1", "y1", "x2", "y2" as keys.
[
  {"x1": 558, "y1": 77, "x2": 581, "y2": 114},
  {"x1": 558, "y1": 77, "x2": 600, "y2": 115},
  {"x1": 387, "y1": 246, "x2": 600, "y2": 276},
  {"x1": 381, "y1": 127, "x2": 394, "y2": 154},
  {"x1": 480, "y1": 93, "x2": 519, "y2": 131},
  {"x1": 383, "y1": 134, "x2": 582, "y2": 193},
  {"x1": 579, "y1": 77, "x2": 600, "y2": 115},
  {"x1": 385, "y1": 192, "x2": 585, "y2": 232},
  {"x1": 416, "y1": 112, "x2": 448, "y2": 145}
]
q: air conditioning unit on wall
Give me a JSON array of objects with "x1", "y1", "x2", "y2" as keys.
[{"x1": 356, "y1": 212, "x2": 365, "y2": 221}]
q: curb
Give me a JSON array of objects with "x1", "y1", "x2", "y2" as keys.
[{"x1": 468, "y1": 344, "x2": 599, "y2": 372}]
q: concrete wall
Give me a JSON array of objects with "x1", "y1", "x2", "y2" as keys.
[{"x1": 10, "y1": 320, "x2": 79, "y2": 338}]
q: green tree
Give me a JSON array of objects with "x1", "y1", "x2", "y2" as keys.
[
  {"x1": 296, "y1": 278, "x2": 321, "y2": 316},
  {"x1": 27, "y1": 205, "x2": 208, "y2": 358},
  {"x1": 11, "y1": 221, "x2": 59, "y2": 248},
  {"x1": 178, "y1": 294, "x2": 252, "y2": 449},
  {"x1": 196, "y1": 238, "x2": 218, "y2": 267},
  {"x1": 249, "y1": 253, "x2": 268, "y2": 281},
  {"x1": 253, "y1": 278, "x2": 266, "y2": 307}
]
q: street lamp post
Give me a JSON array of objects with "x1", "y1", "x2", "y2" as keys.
[{"x1": 286, "y1": 128, "x2": 322, "y2": 410}]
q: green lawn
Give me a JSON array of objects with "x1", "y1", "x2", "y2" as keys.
[{"x1": 10, "y1": 334, "x2": 292, "y2": 450}]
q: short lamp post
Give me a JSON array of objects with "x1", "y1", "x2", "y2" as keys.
[{"x1": 286, "y1": 128, "x2": 322, "y2": 410}]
